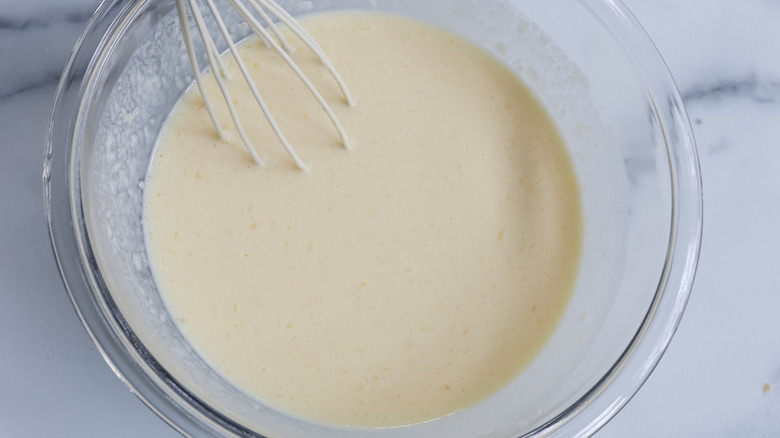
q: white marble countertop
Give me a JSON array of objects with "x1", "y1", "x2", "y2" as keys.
[{"x1": 1, "y1": 0, "x2": 778, "y2": 436}]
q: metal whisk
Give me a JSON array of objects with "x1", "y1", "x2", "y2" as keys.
[{"x1": 174, "y1": 0, "x2": 355, "y2": 171}]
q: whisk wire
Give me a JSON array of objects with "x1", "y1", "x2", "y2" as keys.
[
  {"x1": 205, "y1": 27, "x2": 232, "y2": 80},
  {"x1": 226, "y1": 0, "x2": 352, "y2": 150},
  {"x1": 176, "y1": 0, "x2": 354, "y2": 170},
  {"x1": 208, "y1": 0, "x2": 309, "y2": 169},
  {"x1": 255, "y1": 0, "x2": 355, "y2": 107},
  {"x1": 175, "y1": 0, "x2": 225, "y2": 140},
  {"x1": 182, "y1": 0, "x2": 266, "y2": 165},
  {"x1": 244, "y1": 0, "x2": 295, "y2": 53}
]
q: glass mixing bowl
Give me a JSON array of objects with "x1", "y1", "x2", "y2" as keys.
[{"x1": 44, "y1": 0, "x2": 702, "y2": 436}]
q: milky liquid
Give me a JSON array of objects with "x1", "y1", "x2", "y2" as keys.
[{"x1": 145, "y1": 11, "x2": 582, "y2": 428}]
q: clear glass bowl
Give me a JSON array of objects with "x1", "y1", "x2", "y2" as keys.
[{"x1": 44, "y1": 0, "x2": 702, "y2": 436}]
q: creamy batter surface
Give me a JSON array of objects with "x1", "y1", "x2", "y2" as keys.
[{"x1": 145, "y1": 11, "x2": 582, "y2": 428}]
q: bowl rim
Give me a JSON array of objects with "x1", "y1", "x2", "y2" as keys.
[
  {"x1": 526, "y1": 1, "x2": 703, "y2": 436},
  {"x1": 44, "y1": 0, "x2": 702, "y2": 437}
]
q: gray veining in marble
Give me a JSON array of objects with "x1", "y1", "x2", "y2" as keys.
[{"x1": 2, "y1": 0, "x2": 779, "y2": 436}]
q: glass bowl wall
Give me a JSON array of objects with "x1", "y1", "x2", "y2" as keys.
[{"x1": 45, "y1": 0, "x2": 702, "y2": 436}]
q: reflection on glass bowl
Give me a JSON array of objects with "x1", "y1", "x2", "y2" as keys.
[{"x1": 45, "y1": 0, "x2": 702, "y2": 437}]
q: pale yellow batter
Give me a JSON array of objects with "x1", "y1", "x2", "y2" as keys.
[{"x1": 145, "y1": 12, "x2": 582, "y2": 428}]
